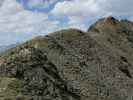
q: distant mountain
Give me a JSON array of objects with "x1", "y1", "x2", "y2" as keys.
[
  {"x1": 0, "y1": 44, "x2": 17, "y2": 53},
  {"x1": 0, "y1": 16, "x2": 133, "y2": 100}
]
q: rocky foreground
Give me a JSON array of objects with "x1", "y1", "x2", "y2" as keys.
[{"x1": 0, "y1": 17, "x2": 133, "y2": 100}]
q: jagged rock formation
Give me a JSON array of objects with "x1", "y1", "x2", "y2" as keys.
[{"x1": 0, "y1": 17, "x2": 133, "y2": 100}]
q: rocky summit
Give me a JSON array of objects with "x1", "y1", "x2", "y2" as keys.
[{"x1": 0, "y1": 17, "x2": 133, "y2": 100}]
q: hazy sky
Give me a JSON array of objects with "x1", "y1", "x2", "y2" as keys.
[{"x1": 0, "y1": 0, "x2": 133, "y2": 45}]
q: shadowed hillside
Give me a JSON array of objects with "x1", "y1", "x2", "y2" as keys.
[{"x1": 0, "y1": 17, "x2": 133, "y2": 100}]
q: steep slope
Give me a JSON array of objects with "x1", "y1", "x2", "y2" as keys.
[
  {"x1": 88, "y1": 17, "x2": 133, "y2": 79},
  {"x1": 88, "y1": 16, "x2": 133, "y2": 72},
  {"x1": 0, "y1": 17, "x2": 133, "y2": 100}
]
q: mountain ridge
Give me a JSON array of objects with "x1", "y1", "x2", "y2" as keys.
[{"x1": 0, "y1": 16, "x2": 133, "y2": 100}]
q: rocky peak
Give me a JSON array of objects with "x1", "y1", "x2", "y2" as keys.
[
  {"x1": 88, "y1": 16, "x2": 119, "y2": 32},
  {"x1": 104, "y1": 16, "x2": 117, "y2": 24}
]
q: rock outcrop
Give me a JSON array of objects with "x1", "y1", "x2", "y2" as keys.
[{"x1": 0, "y1": 17, "x2": 133, "y2": 100}]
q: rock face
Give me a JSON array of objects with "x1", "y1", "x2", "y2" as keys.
[{"x1": 0, "y1": 17, "x2": 133, "y2": 100}]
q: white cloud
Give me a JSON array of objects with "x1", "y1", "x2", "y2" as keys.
[
  {"x1": 67, "y1": 16, "x2": 87, "y2": 30},
  {"x1": 51, "y1": 0, "x2": 100, "y2": 17},
  {"x1": 51, "y1": 0, "x2": 133, "y2": 29},
  {"x1": 0, "y1": 0, "x2": 61, "y2": 45},
  {"x1": 51, "y1": 0, "x2": 103, "y2": 30},
  {"x1": 0, "y1": 0, "x2": 60, "y2": 34},
  {"x1": 52, "y1": 0, "x2": 133, "y2": 17},
  {"x1": 102, "y1": 0, "x2": 133, "y2": 15}
]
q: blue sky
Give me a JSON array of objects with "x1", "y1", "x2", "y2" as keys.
[
  {"x1": 17, "y1": 0, "x2": 58, "y2": 12},
  {"x1": 0, "y1": 0, "x2": 133, "y2": 45}
]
